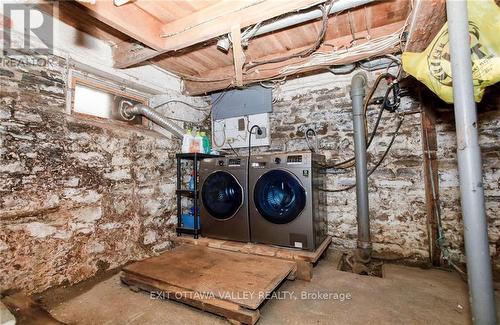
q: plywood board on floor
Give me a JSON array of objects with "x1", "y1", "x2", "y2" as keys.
[{"x1": 122, "y1": 245, "x2": 296, "y2": 310}]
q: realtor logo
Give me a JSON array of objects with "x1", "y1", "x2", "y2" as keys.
[{"x1": 2, "y1": 3, "x2": 54, "y2": 55}]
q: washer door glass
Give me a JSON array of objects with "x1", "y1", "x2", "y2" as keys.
[
  {"x1": 253, "y1": 169, "x2": 306, "y2": 224},
  {"x1": 202, "y1": 171, "x2": 243, "y2": 220}
]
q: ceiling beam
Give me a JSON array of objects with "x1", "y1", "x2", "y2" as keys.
[
  {"x1": 182, "y1": 20, "x2": 406, "y2": 95},
  {"x1": 76, "y1": 0, "x2": 165, "y2": 51},
  {"x1": 231, "y1": 25, "x2": 244, "y2": 87},
  {"x1": 37, "y1": 2, "x2": 131, "y2": 45},
  {"x1": 112, "y1": 0, "x2": 325, "y2": 68},
  {"x1": 405, "y1": 0, "x2": 446, "y2": 52},
  {"x1": 112, "y1": 42, "x2": 158, "y2": 69}
]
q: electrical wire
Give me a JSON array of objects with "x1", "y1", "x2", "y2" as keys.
[
  {"x1": 305, "y1": 128, "x2": 318, "y2": 152},
  {"x1": 227, "y1": 141, "x2": 239, "y2": 156},
  {"x1": 244, "y1": 0, "x2": 334, "y2": 71},
  {"x1": 422, "y1": 121, "x2": 465, "y2": 275},
  {"x1": 279, "y1": 32, "x2": 402, "y2": 76},
  {"x1": 212, "y1": 120, "x2": 227, "y2": 148},
  {"x1": 275, "y1": 7, "x2": 412, "y2": 78},
  {"x1": 162, "y1": 0, "x2": 413, "y2": 88},
  {"x1": 319, "y1": 116, "x2": 404, "y2": 192},
  {"x1": 149, "y1": 84, "x2": 232, "y2": 124},
  {"x1": 322, "y1": 72, "x2": 396, "y2": 169},
  {"x1": 151, "y1": 99, "x2": 211, "y2": 111},
  {"x1": 152, "y1": 83, "x2": 229, "y2": 111},
  {"x1": 248, "y1": 125, "x2": 262, "y2": 159},
  {"x1": 247, "y1": 125, "x2": 262, "y2": 208}
]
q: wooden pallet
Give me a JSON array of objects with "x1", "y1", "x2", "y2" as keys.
[
  {"x1": 121, "y1": 245, "x2": 297, "y2": 324},
  {"x1": 172, "y1": 235, "x2": 332, "y2": 281}
]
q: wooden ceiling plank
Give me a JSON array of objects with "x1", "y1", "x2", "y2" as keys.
[
  {"x1": 133, "y1": 1, "x2": 180, "y2": 23},
  {"x1": 113, "y1": 0, "x2": 412, "y2": 70},
  {"x1": 37, "y1": 2, "x2": 131, "y2": 45},
  {"x1": 76, "y1": 0, "x2": 165, "y2": 51},
  {"x1": 113, "y1": 0, "x2": 325, "y2": 68},
  {"x1": 183, "y1": 19, "x2": 406, "y2": 95},
  {"x1": 154, "y1": 60, "x2": 201, "y2": 77},
  {"x1": 405, "y1": 0, "x2": 446, "y2": 52},
  {"x1": 112, "y1": 42, "x2": 158, "y2": 69},
  {"x1": 160, "y1": 0, "x2": 325, "y2": 51}
]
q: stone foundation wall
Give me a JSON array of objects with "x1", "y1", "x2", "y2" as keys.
[
  {"x1": 0, "y1": 55, "x2": 190, "y2": 293},
  {"x1": 234, "y1": 71, "x2": 430, "y2": 262},
  {"x1": 434, "y1": 85, "x2": 500, "y2": 276},
  {"x1": 234, "y1": 72, "x2": 499, "y2": 270}
]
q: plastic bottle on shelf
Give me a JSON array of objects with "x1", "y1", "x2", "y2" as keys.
[
  {"x1": 200, "y1": 131, "x2": 210, "y2": 154},
  {"x1": 182, "y1": 129, "x2": 193, "y2": 153},
  {"x1": 195, "y1": 131, "x2": 204, "y2": 153},
  {"x1": 189, "y1": 131, "x2": 200, "y2": 153},
  {"x1": 188, "y1": 172, "x2": 195, "y2": 191}
]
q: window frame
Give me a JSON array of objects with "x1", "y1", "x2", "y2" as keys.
[{"x1": 66, "y1": 69, "x2": 151, "y2": 127}]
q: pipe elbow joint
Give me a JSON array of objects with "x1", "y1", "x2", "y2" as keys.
[{"x1": 350, "y1": 72, "x2": 368, "y2": 98}]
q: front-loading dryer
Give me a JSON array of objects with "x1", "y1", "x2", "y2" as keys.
[
  {"x1": 249, "y1": 152, "x2": 327, "y2": 250},
  {"x1": 199, "y1": 157, "x2": 249, "y2": 242}
]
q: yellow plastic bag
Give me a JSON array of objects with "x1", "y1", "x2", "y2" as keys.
[{"x1": 402, "y1": 0, "x2": 500, "y2": 103}]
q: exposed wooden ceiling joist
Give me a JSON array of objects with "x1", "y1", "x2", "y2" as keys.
[
  {"x1": 230, "y1": 24, "x2": 244, "y2": 87},
  {"x1": 76, "y1": 0, "x2": 166, "y2": 51},
  {"x1": 181, "y1": 20, "x2": 406, "y2": 95},
  {"x1": 54, "y1": 0, "x2": 433, "y2": 95},
  {"x1": 110, "y1": 0, "x2": 326, "y2": 68},
  {"x1": 405, "y1": 0, "x2": 446, "y2": 52},
  {"x1": 37, "y1": 2, "x2": 131, "y2": 46}
]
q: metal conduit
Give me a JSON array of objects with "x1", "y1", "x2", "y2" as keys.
[{"x1": 122, "y1": 103, "x2": 185, "y2": 139}]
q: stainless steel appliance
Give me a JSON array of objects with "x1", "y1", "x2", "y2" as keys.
[
  {"x1": 249, "y1": 152, "x2": 327, "y2": 250},
  {"x1": 199, "y1": 157, "x2": 250, "y2": 242}
]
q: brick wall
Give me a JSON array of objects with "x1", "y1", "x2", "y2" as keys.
[{"x1": 0, "y1": 54, "x2": 194, "y2": 293}]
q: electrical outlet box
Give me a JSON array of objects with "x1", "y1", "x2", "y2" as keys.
[
  {"x1": 256, "y1": 127, "x2": 266, "y2": 139},
  {"x1": 238, "y1": 118, "x2": 246, "y2": 131},
  {"x1": 212, "y1": 113, "x2": 270, "y2": 149}
]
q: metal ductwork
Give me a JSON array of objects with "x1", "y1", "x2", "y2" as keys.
[
  {"x1": 350, "y1": 72, "x2": 372, "y2": 267},
  {"x1": 121, "y1": 103, "x2": 185, "y2": 139},
  {"x1": 217, "y1": 0, "x2": 375, "y2": 51}
]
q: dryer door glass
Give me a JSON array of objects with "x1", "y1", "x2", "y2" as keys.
[
  {"x1": 202, "y1": 171, "x2": 243, "y2": 220},
  {"x1": 253, "y1": 170, "x2": 306, "y2": 224}
]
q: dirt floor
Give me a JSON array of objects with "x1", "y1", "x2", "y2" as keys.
[{"x1": 36, "y1": 250, "x2": 500, "y2": 325}]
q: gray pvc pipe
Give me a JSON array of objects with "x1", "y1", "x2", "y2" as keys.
[
  {"x1": 350, "y1": 72, "x2": 371, "y2": 257},
  {"x1": 446, "y1": 1, "x2": 497, "y2": 323},
  {"x1": 123, "y1": 103, "x2": 185, "y2": 139}
]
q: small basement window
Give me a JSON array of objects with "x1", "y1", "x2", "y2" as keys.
[{"x1": 68, "y1": 71, "x2": 149, "y2": 125}]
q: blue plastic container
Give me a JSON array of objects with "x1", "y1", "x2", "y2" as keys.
[{"x1": 181, "y1": 213, "x2": 200, "y2": 229}]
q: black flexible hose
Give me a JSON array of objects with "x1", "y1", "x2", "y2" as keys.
[
  {"x1": 320, "y1": 117, "x2": 404, "y2": 192},
  {"x1": 305, "y1": 128, "x2": 317, "y2": 152},
  {"x1": 248, "y1": 125, "x2": 262, "y2": 159},
  {"x1": 321, "y1": 73, "x2": 397, "y2": 169}
]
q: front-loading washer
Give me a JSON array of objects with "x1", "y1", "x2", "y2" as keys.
[
  {"x1": 199, "y1": 157, "x2": 249, "y2": 242},
  {"x1": 249, "y1": 152, "x2": 327, "y2": 250}
]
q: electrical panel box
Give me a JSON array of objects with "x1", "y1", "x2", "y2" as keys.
[
  {"x1": 211, "y1": 85, "x2": 272, "y2": 119},
  {"x1": 212, "y1": 113, "x2": 270, "y2": 150}
]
